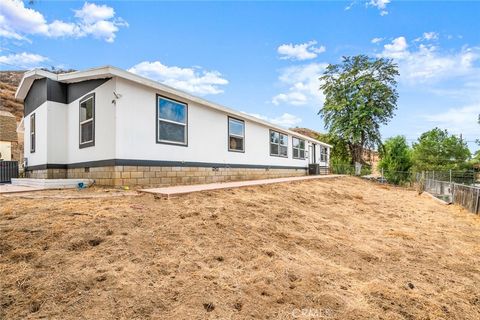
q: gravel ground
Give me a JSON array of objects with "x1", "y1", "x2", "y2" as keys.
[{"x1": 1, "y1": 176, "x2": 479, "y2": 319}]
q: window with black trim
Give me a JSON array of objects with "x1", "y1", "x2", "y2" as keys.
[
  {"x1": 320, "y1": 146, "x2": 328, "y2": 162},
  {"x1": 270, "y1": 130, "x2": 288, "y2": 157},
  {"x1": 157, "y1": 96, "x2": 188, "y2": 145},
  {"x1": 79, "y1": 94, "x2": 95, "y2": 148},
  {"x1": 228, "y1": 117, "x2": 244, "y2": 152},
  {"x1": 30, "y1": 113, "x2": 35, "y2": 153},
  {"x1": 292, "y1": 137, "x2": 305, "y2": 159}
]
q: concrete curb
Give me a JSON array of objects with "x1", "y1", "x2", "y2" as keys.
[{"x1": 422, "y1": 191, "x2": 451, "y2": 205}]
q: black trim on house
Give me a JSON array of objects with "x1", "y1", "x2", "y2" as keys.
[
  {"x1": 227, "y1": 116, "x2": 245, "y2": 153},
  {"x1": 25, "y1": 159, "x2": 309, "y2": 171},
  {"x1": 24, "y1": 79, "x2": 47, "y2": 116},
  {"x1": 67, "y1": 78, "x2": 110, "y2": 103},
  {"x1": 23, "y1": 78, "x2": 110, "y2": 116},
  {"x1": 79, "y1": 93, "x2": 95, "y2": 149},
  {"x1": 155, "y1": 94, "x2": 189, "y2": 147},
  {"x1": 46, "y1": 78, "x2": 68, "y2": 104}
]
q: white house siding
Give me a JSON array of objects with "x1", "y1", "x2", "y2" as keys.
[
  {"x1": 24, "y1": 101, "x2": 48, "y2": 167},
  {"x1": 22, "y1": 72, "x2": 330, "y2": 185},
  {"x1": 46, "y1": 101, "x2": 67, "y2": 164},
  {"x1": 65, "y1": 79, "x2": 116, "y2": 164},
  {"x1": 115, "y1": 77, "x2": 326, "y2": 168}
]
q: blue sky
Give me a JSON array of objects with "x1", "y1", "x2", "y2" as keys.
[{"x1": 1, "y1": 0, "x2": 479, "y2": 152}]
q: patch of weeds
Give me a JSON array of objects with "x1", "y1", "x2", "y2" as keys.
[{"x1": 203, "y1": 302, "x2": 215, "y2": 312}]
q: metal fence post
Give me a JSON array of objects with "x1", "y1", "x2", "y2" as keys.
[
  {"x1": 449, "y1": 169, "x2": 452, "y2": 183},
  {"x1": 475, "y1": 188, "x2": 480, "y2": 215},
  {"x1": 381, "y1": 168, "x2": 384, "y2": 183}
]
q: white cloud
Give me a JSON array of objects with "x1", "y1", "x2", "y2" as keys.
[
  {"x1": 47, "y1": 20, "x2": 81, "y2": 38},
  {"x1": 272, "y1": 62, "x2": 327, "y2": 106},
  {"x1": 382, "y1": 36, "x2": 409, "y2": 59},
  {"x1": 244, "y1": 112, "x2": 302, "y2": 128},
  {"x1": 74, "y1": 2, "x2": 114, "y2": 24},
  {"x1": 0, "y1": 0, "x2": 127, "y2": 42},
  {"x1": 368, "y1": 0, "x2": 390, "y2": 16},
  {"x1": 379, "y1": 36, "x2": 480, "y2": 84},
  {"x1": 414, "y1": 31, "x2": 439, "y2": 42},
  {"x1": 422, "y1": 31, "x2": 439, "y2": 41},
  {"x1": 371, "y1": 37, "x2": 384, "y2": 44},
  {"x1": 0, "y1": 52, "x2": 48, "y2": 68},
  {"x1": 277, "y1": 41, "x2": 326, "y2": 61},
  {"x1": 128, "y1": 61, "x2": 229, "y2": 96},
  {"x1": 424, "y1": 104, "x2": 480, "y2": 138}
]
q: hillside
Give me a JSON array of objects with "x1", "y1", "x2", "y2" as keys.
[
  {"x1": 0, "y1": 71, "x2": 24, "y2": 121},
  {"x1": 291, "y1": 127, "x2": 326, "y2": 140}
]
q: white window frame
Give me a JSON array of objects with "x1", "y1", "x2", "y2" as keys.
[
  {"x1": 270, "y1": 130, "x2": 288, "y2": 158},
  {"x1": 228, "y1": 117, "x2": 245, "y2": 152},
  {"x1": 157, "y1": 95, "x2": 188, "y2": 146},
  {"x1": 320, "y1": 146, "x2": 328, "y2": 162},
  {"x1": 292, "y1": 137, "x2": 306, "y2": 159}
]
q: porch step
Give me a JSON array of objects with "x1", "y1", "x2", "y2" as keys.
[{"x1": 11, "y1": 178, "x2": 94, "y2": 189}]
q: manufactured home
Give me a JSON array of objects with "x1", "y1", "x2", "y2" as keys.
[{"x1": 14, "y1": 66, "x2": 331, "y2": 186}]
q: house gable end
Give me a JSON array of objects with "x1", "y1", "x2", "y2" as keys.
[
  {"x1": 24, "y1": 78, "x2": 47, "y2": 116},
  {"x1": 23, "y1": 78, "x2": 111, "y2": 116},
  {"x1": 67, "y1": 78, "x2": 110, "y2": 104}
]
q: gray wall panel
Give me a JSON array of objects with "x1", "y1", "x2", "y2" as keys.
[{"x1": 24, "y1": 78, "x2": 47, "y2": 116}]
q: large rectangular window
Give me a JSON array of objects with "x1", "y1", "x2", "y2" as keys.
[
  {"x1": 157, "y1": 95, "x2": 188, "y2": 145},
  {"x1": 292, "y1": 137, "x2": 305, "y2": 159},
  {"x1": 30, "y1": 113, "x2": 35, "y2": 153},
  {"x1": 270, "y1": 130, "x2": 288, "y2": 157},
  {"x1": 228, "y1": 117, "x2": 244, "y2": 152},
  {"x1": 79, "y1": 93, "x2": 95, "y2": 148}
]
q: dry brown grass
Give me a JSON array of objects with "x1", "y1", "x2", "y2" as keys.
[
  {"x1": 1, "y1": 176, "x2": 479, "y2": 319},
  {"x1": 0, "y1": 71, "x2": 24, "y2": 120}
]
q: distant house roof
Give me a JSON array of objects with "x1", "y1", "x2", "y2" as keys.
[
  {"x1": 0, "y1": 110, "x2": 18, "y2": 142},
  {"x1": 15, "y1": 66, "x2": 332, "y2": 148}
]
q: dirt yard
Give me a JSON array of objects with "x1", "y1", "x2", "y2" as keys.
[{"x1": 1, "y1": 176, "x2": 479, "y2": 319}]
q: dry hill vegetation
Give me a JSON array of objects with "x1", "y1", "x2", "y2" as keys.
[
  {"x1": 0, "y1": 71, "x2": 24, "y2": 121},
  {"x1": 1, "y1": 176, "x2": 479, "y2": 319}
]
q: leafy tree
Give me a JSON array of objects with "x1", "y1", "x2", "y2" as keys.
[
  {"x1": 378, "y1": 136, "x2": 412, "y2": 184},
  {"x1": 412, "y1": 128, "x2": 471, "y2": 171},
  {"x1": 316, "y1": 132, "x2": 350, "y2": 163},
  {"x1": 319, "y1": 55, "x2": 399, "y2": 165}
]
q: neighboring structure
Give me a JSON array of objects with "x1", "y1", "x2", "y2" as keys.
[
  {"x1": 363, "y1": 148, "x2": 380, "y2": 175},
  {"x1": 14, "y1": 66, "x2": 331, "y2": 186},
  {"x1": 0, "y1": 111, "x2": 18, "y2": 161}
]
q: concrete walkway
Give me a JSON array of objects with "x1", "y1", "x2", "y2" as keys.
[
  {"x1": 140, "y1": 174, "x2": 343, "y2": 198},
  {"x1": 0, "y1": 184, "x2": 45, "y2": 194}
]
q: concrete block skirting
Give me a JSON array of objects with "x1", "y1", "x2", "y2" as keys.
[{"x1": 26, "y1": 166, "x2": 309, "y2": 187}]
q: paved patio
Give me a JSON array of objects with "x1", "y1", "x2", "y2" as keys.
[{"x1": 140, "y1": 174, "x2": 342, "y2": 198}]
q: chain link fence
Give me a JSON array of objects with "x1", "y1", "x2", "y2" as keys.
[
  {"x1": 420, "y1": 171, "x2": 480, "y2": 214},
  {"x1": 330, "y1": 165, "x2": 479, "y2": 214}
]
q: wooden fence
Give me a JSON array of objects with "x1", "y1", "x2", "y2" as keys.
[{"x1": 424, "y1": 178, "x2": 480, "y2": 214}]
